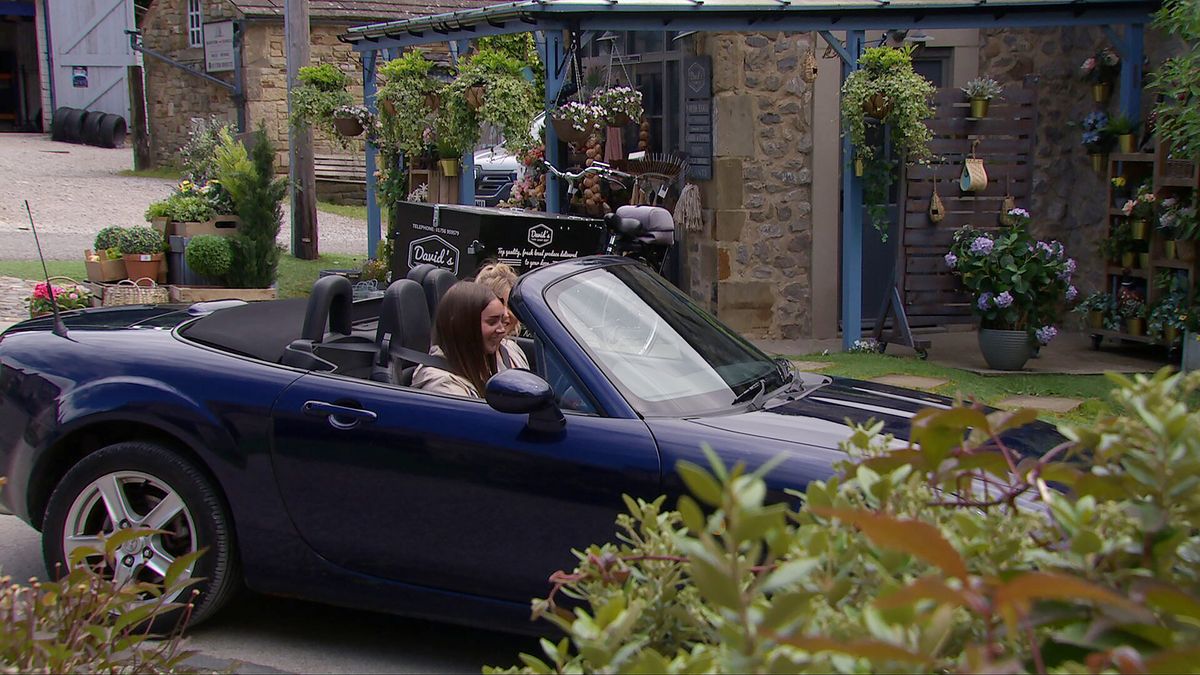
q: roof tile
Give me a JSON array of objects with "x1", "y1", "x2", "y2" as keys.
[{"x1": 230, "y1": 0, "x2": 506, "y2": 22}]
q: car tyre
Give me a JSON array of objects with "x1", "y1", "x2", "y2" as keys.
[{"x1": 42, "y1": 441, "x2": 240, "y2": 629}]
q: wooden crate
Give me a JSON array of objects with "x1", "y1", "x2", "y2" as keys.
[{"x1": 169, "y1": 286, "x2": 278, "y2": 303}]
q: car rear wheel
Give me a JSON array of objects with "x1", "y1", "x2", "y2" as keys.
[{"x1": 42, "y1": 441, "x2": 240, "y2": 628}]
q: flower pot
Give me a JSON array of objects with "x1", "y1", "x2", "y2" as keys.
[
  {"x1": 1117, "y1": 133, "x2": 1136, "y2": 154},
  {"x1": 610, "y1": 112, "x2": 633, "y2": 126},
  {"x1": 1138, "y1": 252, "x2": 1151, "y2": 269},
  {"x1": 854, "y1": 158, "x2": 864, "y2": 177},
  {"x1": 122, "y1": 252, "x2": 165, "y2": 286},
  {"x1": 863, "y1": 93, "x2": 892, "y2": 119},
  {"x1": 424, "y1": 92, "x2": 441, "y2": 111},
  {"x1": 978, "y1": 328, "x2": 1034, "y2": 371},
  {"x1": 1087, "y1": 310, "x2": 1104, "y2": 330},
  {"x1": 1090, "y1": 153, "x2": 1106, "y2": 172},
  {"x1": 1183, "y1": 332, "x2": 1200, "y2": 372},
  {"x1": 1121, "y1": 251, "x2": 1137, "y2": 268},
  {"x1": 380, "y1": 99, "x2": 396, "y2": 116},
  {"x1": 1165, "y1": 240, "x2": 1178, "y2": 260},
  {"x1": 550, "y1": 116, "x2": 595, "y2": 147},
  {"x1": 969, "y1": 97, "x2": 990, "y2": 118},
  {"x1": 1178, "y1": 240, "x2": 1197, "y2": 262},
  {"x1": 438, "y1": 158, "x2": 459, "y2": 177},
  {"x1": 465, "y1": 85, "x2": 486, "y2": 111},
  {"x1": 1130, "y1": 219, "x2": 1149, "y2": 240},
  {"x1": 1164, "y1": 326, "x2": 1181, "y2": 345},
  {"x1": 333, "y1": 116, "x2": 364, "y2": 137},
  {"x1": 1092, "y1": 82, "x2": 1112, "y2": 103},
  {"x1": 1125, "y1": 317, "x2": 1145, "y2": 336}
]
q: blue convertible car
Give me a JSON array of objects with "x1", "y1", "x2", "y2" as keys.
[{"x1": 0, "y1": 256, "x2": 1057, "y2": 631}]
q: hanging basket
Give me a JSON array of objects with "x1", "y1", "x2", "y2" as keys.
[
  {"x1": 380, "y1": 98, "x2": 397, "y2": 116},
  {"x1": 550, "y1": 116, "x2": 596, "y2": 147},
  {"x1": 863, "y1": 93, "x2": 893, "y2": 119},
  {"x1": 424, "y1": 92, "x2": 441, "y2": 111},
  {"x1": 333, "y1": 116, "x2": 364, "y2": 137},
  {"x1": 104, "y1": 278, "x2": 170, "y2": 306},
  {"x1": 465, "y1": 85, "x2": 486, "y2": 111}
]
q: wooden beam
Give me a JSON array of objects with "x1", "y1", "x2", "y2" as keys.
[
  {"x1": 127, "y1": 65, "x2": 152, "y2": 170},
  {"x1": 840, "y1": 29, "x2": 865, "y2": 349},
  {"x1": 286, "y1": 0, "x2": 318, "y2": 259}
]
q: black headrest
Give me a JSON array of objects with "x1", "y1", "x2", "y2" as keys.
[
  {"x1": 423, "y1": 268, "x2": 458, "y2": 319},
  {"x1": 301, "y1": 275, "x2": 353, "y2": 342},
  {"x1": 377, "y1": 279, "x2": 431, "y2": 362},
  {"x1": 406, "y1": 263, "x2": 437, "y2": 285}
]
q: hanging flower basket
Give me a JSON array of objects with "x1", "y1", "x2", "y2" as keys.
[
  {"x1": 863, "y1": 93, "x2": 893, "y2": 119},
  {"x1": 551, "y1": 116, "x2": 596, "y2": 147},
  {"x1": 333, "y1": 115, "x2": 364, "y2": 137},
  {"x1": 424, "y1": 92, "x2": 441, "y2": 111},
  {"x1": 465, "y1": 85, "x2": 486, "y2": 111}
]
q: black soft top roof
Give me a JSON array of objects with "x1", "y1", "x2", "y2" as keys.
[{"x1": 180, "y1": 298, "x2": 309, "y2": 362}]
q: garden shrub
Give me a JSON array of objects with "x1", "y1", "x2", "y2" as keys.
[
  {"x1": 118, "y1": 226, "x2": 166, "y2": 255},
  {"x1": 487, "y1": 368, "x2": 1200, "y2": 674},
  {"x1": 185, "y1": 235, "x2": 233, "y2": 281},
  {"x1": 93, "y1": 226, "x2": 125, "y2": 252},
  {"x1": 215, "y1": 127, "x2": 286, "y2": 289}
]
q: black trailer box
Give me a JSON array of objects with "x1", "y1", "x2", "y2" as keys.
[{"x1": 389, "y1": 202, "x2": 608, "y2": 279}]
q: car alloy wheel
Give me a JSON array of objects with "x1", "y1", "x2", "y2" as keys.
[{"x1": 43, "y1": 441, "x2": 240, "y2": 627}]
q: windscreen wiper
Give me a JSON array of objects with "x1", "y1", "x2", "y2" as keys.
[{"x1": 732, "y1": 377, "x2": 768, "y2": 405}]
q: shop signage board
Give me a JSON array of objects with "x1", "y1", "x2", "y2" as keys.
[
  {"x1": 204, "y1": 21, "x2": 235, "y2": 73},
  {"x1": 390, "y1": 203, "x2": 608, "y2": 279},
  {"x1": 684, "y1": 55, "x2": 713, "y2": 181}
]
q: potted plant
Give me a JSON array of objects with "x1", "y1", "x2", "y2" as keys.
[
  {"x1": 1149, "y1": 0, "x2": 1200, "y2": 163},
  {"x1": 466, "y1": 50, "x2": 540, "y2": 155},
  {"x1": 946, "y1": 221, "x2": 1077, "y2": 370},
  {"x1": 1148, "y1": 272, "x2": 1190, "y2": 345},
  {"x1": 376, "y1": 50, "x2": 441, "y2": 158},
  {"x1": 85, "y1": 226, "x2": 128, "y2": 282},
  {"x1": 1080, "y1": 46, "x2": 1120, "y2": 103},
  {"x1": 550, "y1": 101, "x2": 604, "y2": 147},
  {"x1": 840, "y1": 45, "x2": 936, "y2": 241},
  {"x1": 1105, "y1": 115, "x2": 1140, "y2": 153},
  {"x1": 591, "y1": 86, "x2": 644, "y2": 127},
  {"x1": 436, "y1": 138, "x2": 461, "y2": 177},
  {"x1": 214, "y1": 127, "x2": 287, "y2": 292},
  {"x1": 960, "y1": 76, "x2": 1002, "y2": 118},
  {"x1": 332, "y1": 104, "x2": 374, "y2": 138},
  {"x1": 118, "y1": 225, "x2": 166, "y2": 285},
  {"x1": 1165, "y1": 197, "x2": 1199, "y2": 261},
  {"x1": 1119, "y1": 294, "x2": 1147, "y2": 336},
  {"x1": 1080, "y1": 110, "x2": 1112, "y2": 171},
  {"x1": 1111, "y1": 175, "x2": 1129, "y2": 209},
  {"x1": 1073, "y1": 291, "x2": 1114, "y2": 330},
  {"x1": 25, "y1": 281, "x2": 92, "y2": 319},
  {"x1": 183, "y1": 234, "x2": 233, "y2": 287},
  {"x1": 1120, "y1": 182, "x2": 1157, "y2": 239},
  {"x1": 289, "y1": 63, "x2": 354, "y2": 140}
]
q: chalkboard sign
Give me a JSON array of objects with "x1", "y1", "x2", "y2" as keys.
[{"x1": 684, "y1": 56, "x2": 712, "y2": 181}]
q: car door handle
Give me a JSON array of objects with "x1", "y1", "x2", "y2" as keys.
[{"x1": 302, "y1": 400, "x2": 378, "y2": 430}]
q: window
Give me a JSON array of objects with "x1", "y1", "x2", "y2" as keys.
[
  {"x1": 187, "y1": 0, "x2": 203, "y2": 48},
  {"x1": 583, "y1": 32, "x2": 685, "y2": 158}
]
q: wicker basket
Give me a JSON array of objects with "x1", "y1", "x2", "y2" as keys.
[{"x1": 103, "y1": 278, "x2": 170, "y2": 306}]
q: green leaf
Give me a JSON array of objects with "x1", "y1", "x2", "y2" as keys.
[
  {"x1": 762, "y1": 558, "x2": 821, "y2": 593},
  {"x1": 779, "y1": 635, "x2": 931, "y2": 666},
  {"x1": 810, "y1": 508, "x2": 969, "y2": 580},
  {"x1": 689, "y1": 555, "x2": 742, "y2": 610},
  {"x1": 733, "y1": 504, "x2": 787, "y2": 544},
  {"x1": 517, "y1": 653, "x2": 555, "y2": 674},
  {"x1": 910, "y1": 408, "x2": 988, "y2": 469},
  {"x1": 625, "y1": 649, "x2": 671, "y2": 675},
  {"x1": 1069, "y1": 530, "x2": 1104, "y2": 556},
  {"x1": 621, "y1": 494, "x2": 643, "y2": 521},
  {"x1": 874, "y1": 576, "x2": 972, "y2": 611},
  {"x1": 677, "y1": 495, "x2": 705, "y2": 533},
  {"x1": 760, "y1": 591, "x2": 814, "y2": 631},
  {"x1": 1137, "y1": 580, "x2": 1200, "y2": 622},
  {"x1": 676, "y1": 460, "x2": 724, "y2": 507}
]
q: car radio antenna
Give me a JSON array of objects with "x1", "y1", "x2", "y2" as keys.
[{"x1": 24, "y1": 200, "x2": 70, "y2": 339}]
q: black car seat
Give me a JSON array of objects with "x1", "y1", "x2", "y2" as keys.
[
  {"x1": 406, "y1": 263, "x2": 437, "y2": 286},
  {"x1": 422, "y1": 267, "x2": 458, "y2": 327},
  {"x1": 281, "y1": 275, "x2": 376, "y2": 375},
  {"x1": 373, "y1": 279, "x2": 432, "y2": 384}
]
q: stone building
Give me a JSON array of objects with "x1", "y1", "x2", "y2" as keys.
[{"x1": 140, "y1": 0, "x2": 498, "y2": 168}]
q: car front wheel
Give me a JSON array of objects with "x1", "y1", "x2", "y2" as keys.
[{"x1": 42, "y1": 441, "x2": 240, "y2": 628}]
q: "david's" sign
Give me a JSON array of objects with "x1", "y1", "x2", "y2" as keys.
[{"x1": 408, "y1": 235, "x2": 460, "y2": 275}]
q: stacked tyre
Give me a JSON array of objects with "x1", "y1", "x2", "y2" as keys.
[{"x1": 51, "y1": 107, "x2": 127, "y2": 149}]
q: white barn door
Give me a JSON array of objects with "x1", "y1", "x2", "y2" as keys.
[{"x1": 48, "y1": 0, "x2": 134, "y2": 120}]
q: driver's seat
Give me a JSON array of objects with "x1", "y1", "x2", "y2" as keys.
[
  {"x1": 373, "y1": 279, "x2": 432, "y2": 384},
  {"x1": 281, "y1": 275, "x2": 376, "y2": 375}
]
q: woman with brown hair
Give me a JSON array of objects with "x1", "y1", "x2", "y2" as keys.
[{"x1": 410, "y1": 281, "x2": 527, "y2": 398}]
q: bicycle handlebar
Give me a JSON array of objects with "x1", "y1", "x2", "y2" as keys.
[{"x1": 541, "y1": 161, "x2": 634, "y2": 185}]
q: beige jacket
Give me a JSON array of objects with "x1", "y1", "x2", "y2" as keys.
[{"x1": 411, "y1": 339, "x2": 530, "y2": 398}]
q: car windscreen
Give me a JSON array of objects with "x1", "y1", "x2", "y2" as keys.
[{"x1": 545, "y1": 264, "x2": 783, "y2": 416}]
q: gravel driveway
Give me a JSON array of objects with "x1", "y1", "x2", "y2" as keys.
[{"x1": 0, "y1": 133, "x2": 371, "y2": 260}]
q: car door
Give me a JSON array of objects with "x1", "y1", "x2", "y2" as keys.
[{"x1": 268, "y1": 370, "x2": 660, "y2": 603}]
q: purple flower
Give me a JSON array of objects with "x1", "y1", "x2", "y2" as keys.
[
  {"x1": 969, "y1": 236, "x2": 994, "y2": 255},
  {"x1": 944, "y1": 252, "x2": 958, "y2": 269},
  {"x1": 977, "y1": 292, "x2": 993, "y2": 310},
  {"x1": 995, "y1": 291, "x2": 1014, "y2": 308},
  {"x1": 1066, "y1": 285, "x2": 1078, "y2": 302},
  {"x1": 1035, "y1": 325, "x2": 1058, "y2": 345},
  {"x1": 1059, "y1": 258, "x2": 1077, "y2": 281},
  {"x1": 1008, "y1": 207, "x2": 1030, "y2": 219}
]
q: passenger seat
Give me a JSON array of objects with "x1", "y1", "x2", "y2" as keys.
[{"x1": 373, "y1": 279, "x2": 432, "y2": 385}]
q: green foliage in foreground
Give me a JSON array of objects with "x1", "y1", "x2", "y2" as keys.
[{"x1": 487, "y1": 369, "x2": 1200, "y2": 674}]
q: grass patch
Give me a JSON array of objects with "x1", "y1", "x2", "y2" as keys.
[
  {"x1": 118, "y1": 167, "x2": 182, "y2": 181},
  {"x1": 790, "y1": 352, "x2": 1119, "y2": 425},
  {"x1": 0, "y1": 255, "x2": 365, "y2": 301},
  {"x1": 316, "y1": 201, "x2": 368, "y2": 220}
]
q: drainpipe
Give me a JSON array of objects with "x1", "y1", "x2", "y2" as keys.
[{"x1": 41, "y1": 0, "x2": 55, "y2": 117}]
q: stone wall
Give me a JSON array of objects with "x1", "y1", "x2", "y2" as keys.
[
  {"x1": 699, "y1": 32, "x2": 816, "y2": 339},
  {"x1": 978, "y1": 27, "x2": 1178, "y2": 296}
]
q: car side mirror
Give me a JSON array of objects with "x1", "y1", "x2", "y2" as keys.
[{"x1": 485, "y1": 369, "x2": 565, "y2": 434}]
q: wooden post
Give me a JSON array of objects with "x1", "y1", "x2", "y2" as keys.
[
  {"x1": 285, "y1": 0, "x2": 318, "y2": 259},
  {"x1": 127, "y1": 65, "x2": 152, "y2": 170}
]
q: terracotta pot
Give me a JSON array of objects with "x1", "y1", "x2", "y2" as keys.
[
  {"x1": 863, "y1": 93, "x2": 892, "y2": 119},
  {"x1": 380, "y1": 99, "x2": 396, "y2": 116},
  {"x1": 333, "y1": 116, "x2": 364, "y2": 137},
  {"x1": 1165, "y1": 240, "x2": 1178, "y2": 260},
  {"x1": 1131, "y1": 219, "x2": 1149, "y2": 240},
  {"x1": 550, "y1": 116, "x2": 595, "y2": 147},
  {"x1": 1179, "y1": 240, "x2": 1197, "y2": 262},
  {"x1": 1092, "y1": 82, "x2": 1112, "y2": 103},
  {"x1": 1125, "y1": 317, "x2": 1145, "y2": 336},
  {"x1": 424, "y1": 92, "x2": 441, "y2": 111},
  {"x1": 438, "y1": 158, "x2": 459, "y2": 177},
  {"x1": 969, "y1": 97, "x2": 989, "y2": 118},
  {"x1": 978, "y1": 328, "x2": 1034, "y2": 371},
  {"x1": 1121, "y1": 251, "x2": 1137, "y2": 268},
  {"x1": 1090, "y1": 153, "x2": 1107, "y2": 172},
  {"x1": 122, "y1": 253, "x2": 165, "y2": 286},
  {"x1": 465, "y1": 85, "x2": 486, "y2": 110},
  {"x1": 1118, "y1": 133, "x2": 1136, "y2": 154},
  {"x1": 1087, "y1": 310, "x2": 1104, "y2": 330}
]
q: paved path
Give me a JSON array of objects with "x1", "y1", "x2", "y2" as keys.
[{"x1": 0, "y1": 133, "x2": 370, "y2": 260}]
